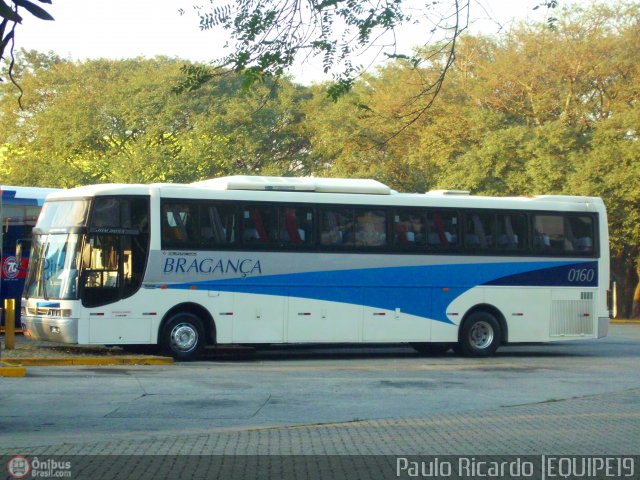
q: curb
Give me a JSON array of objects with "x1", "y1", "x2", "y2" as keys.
[
  {"x1": 610, "y1": 320, "x2": 640, "y2": 325},
  {"x1": 0, "y1": 363, "x2": 27, "y2": 377},
  {"x1": 0, "y1": 356, "x2": 174, "y2": 366}
]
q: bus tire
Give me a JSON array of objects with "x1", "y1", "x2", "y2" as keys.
[
  {"x1": 458, "y1": 311, "x2": 501, "y2": 357},
  {"x1": 410, "y1": 343, "x2": 450, "y2": 355},
  {"x1": 161, "y1": 312, "x2": 204, "y2": 361}
]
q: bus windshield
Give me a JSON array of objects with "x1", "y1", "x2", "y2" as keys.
[
  {"x1": 25, "y1": 233, "x2": 82, "y2": 300},
  {"x1": 36, "y1": 200, "x2": 89, "y2": 231}
]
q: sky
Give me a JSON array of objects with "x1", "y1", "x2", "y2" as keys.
[{"x1": 14, "y1": 0, "x2": 552, "y2": 84}]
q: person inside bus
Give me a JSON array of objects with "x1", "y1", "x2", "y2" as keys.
[
  {"x1": 281, "y1": 208, "x2": 306, "y2": 244},
  {"x1": 340, "y1": 220, "x2": 355, "y2": 244},
  {"x1": 396, "y1": 214, "x2": 425, "y2": 245},
  {"x1": 243, "y1": 208, "x2": 276, "y2": 244},
  {"x1": 356, "y1": 212, "x2": 385, "y2": 246},
  {"x1": 395, "y1": 216, "x2": 413, "y2": 245},
  {"x1": 243, "y1": 225, "x2": 260, "y2": 242},
  {"x1": 411, "y1": 217, "x2": 425, "y2": 244},
  {"x1": 534, "y1": 230, "x2": 551, "y2": 250}
]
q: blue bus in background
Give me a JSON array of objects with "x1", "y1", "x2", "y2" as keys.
[{"x1": 1, "y1": 185, "x2": 58, "y2": 329}]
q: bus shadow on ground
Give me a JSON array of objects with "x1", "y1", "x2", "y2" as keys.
[
  {"x1": 197, "y1": 343, "x2": 596, "y2": 362},
  {"x1": 199, "y1": 344, "x2": 416, "y2": 362},
  {"x1": 131, "y1": 339, "x2": 637, "y2": 362}
]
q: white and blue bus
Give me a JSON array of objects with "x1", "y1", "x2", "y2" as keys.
[{"x1": 21, "y1": 176, "x2": 610, "y2": 359}]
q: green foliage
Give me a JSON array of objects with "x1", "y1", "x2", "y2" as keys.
[
  {"x1": 172, "y1": 64, "x2": 215, "y2": 94},
  {"x1": 185, "y1": 0, "x2": 414, "y2": 96},
  {"x1": 0, "y1": 54, "x2": 316, "y2": 186}
]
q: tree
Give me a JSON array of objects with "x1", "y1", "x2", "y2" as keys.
[
  {"x1": 180, "y1": 0, "x2": 475, "y2": 125},
  {"x1": 181, "y1": 1, "x2": 565, "y2": 128},
  {"x1": 0, "y1": 53, "x2": 316, "y2": 187}
]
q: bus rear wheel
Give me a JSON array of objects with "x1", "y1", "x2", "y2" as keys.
[
  {"x1": 161, "y1": 313, "x2": 204, "y2": 361},
  {"x1": 458, "y1": 311, "x2": 501, "y2": 357}
]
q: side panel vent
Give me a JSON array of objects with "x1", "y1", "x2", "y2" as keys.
[{"x1": 550, "y1": 300, "x2": 594, "y2": 337}]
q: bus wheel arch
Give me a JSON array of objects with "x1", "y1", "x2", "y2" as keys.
[
  {"x1": 158, "y1": 303, "x2": 216, "y2": 360},
  {"x1": 457, "y1": 305, "x2": 506, "y2": 357}
]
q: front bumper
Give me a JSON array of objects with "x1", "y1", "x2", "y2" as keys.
[{"x1": 22, "y1": 316, "x2": 79, "y2": 344}]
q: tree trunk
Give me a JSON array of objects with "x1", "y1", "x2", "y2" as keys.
[
  {"x1": 632, "y1": 259, "x2": 640, "y2": 318},
  {"x1": 611, "y1": 253, "x2": 637, "y2": 319}
]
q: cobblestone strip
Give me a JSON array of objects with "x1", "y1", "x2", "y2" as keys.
[{"x1": 14, "y1": 388, "x2": 640, "y2": 456}]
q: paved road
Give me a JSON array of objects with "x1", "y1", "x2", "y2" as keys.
[{"x1": 1, "y1": 324, "x2": 639, "y2": 460}]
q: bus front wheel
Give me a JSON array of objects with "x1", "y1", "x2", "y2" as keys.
[
  {"x1": 458, "y1": 311, "x2": 501, "y2": 357},
  {"x1": 161, "y1": 313, "x2": 204, "y2": 361}
]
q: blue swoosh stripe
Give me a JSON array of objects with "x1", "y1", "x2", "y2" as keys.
[{"x1": 166, "y1": 261, "x2": 595, "y2": 324}]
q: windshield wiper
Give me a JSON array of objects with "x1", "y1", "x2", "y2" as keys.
[{"x1": 40, "y1": 241, "x2": 49, "y2": 301}]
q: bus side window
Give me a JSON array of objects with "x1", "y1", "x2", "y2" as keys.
[
  {"x1": 427, "y1": 211, "x2": 458, "y2": 248},
  {"x1": 533, "y1": 215, "x2": 565, "y2": 253},
  {"x1": 279, "y1": 207, "x2": 313, "y2": 246},
  {"x1": 242, "y1": 206, "x2": 276, "y2": 245},
  {"x1": 161, "y1": 203, "x2": 197, "y2": 247},
  {"x1": 320, "y1": 209, "x2": 354, "y2": 246},
  {"x1": 496, "y1": 213, "x2": 527, "y2": 250},
  {"x1": 464, "y1": 212, "x2": 495, "y2": 249},
  {"x1": 393, "y1": 210, "x2": 426, "y2": 247},
  {"x1": 200, "y1": 204, "x2": 236, "y2": 247}
]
